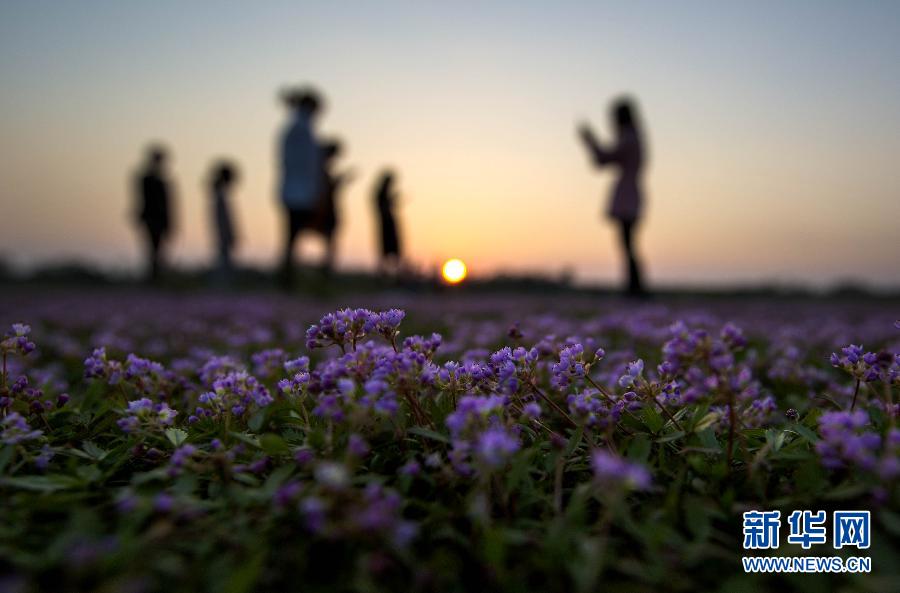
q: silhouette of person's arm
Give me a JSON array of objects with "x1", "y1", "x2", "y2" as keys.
[
  {"x1": 578, "y1": 123, "x2": 617, "y2": 167},
  {"x1": 225, "y1": 191, "x2": 239, "y2": 248},
  {"x1": 336, "y1": 168, "x2": 357, "y2": 189},
  {"x1": 133, "y1": 173, "x2": 145, "y2": 225}
]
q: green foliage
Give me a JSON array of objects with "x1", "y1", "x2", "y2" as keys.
[{"x1": 0, "y1": 307, "x2": 897, "y2": 593}]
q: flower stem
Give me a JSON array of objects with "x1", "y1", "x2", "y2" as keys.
[
  {"x1": 529, "y1": 382, "x2": 577, "y2": 428},
  {"x1": 584, "y1": 375, "x2": 641, "y2": 427},
  {"x1": 652, "y1": 396, "x2": 685, "y2": 433},
  {"x1": 850, "y1": 379, "x2": 861, "y2": 411}
]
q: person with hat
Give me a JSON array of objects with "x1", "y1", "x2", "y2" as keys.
[{"x1": 278, "y1": 86, "x2": 324, "y2": 288}]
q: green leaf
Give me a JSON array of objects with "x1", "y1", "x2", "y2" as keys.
[
  {"x1": 693, "y1": 411, "x2": 719, "y2": 432},
  {"x1": 76, "y1": 465, "x2": 102, "y2": 483},
  {"x1": 82, "y1": 441, "x2": 109, "y2": 461},
  {"x1": 229, "y1": 432, "x2": 261, "y2": 448},
  {"x1": 564, "y1": 483, "x2": 592, "y2": 523},
  {"x1": 165, "y1": 428, "x2": 189, "y2": 447},
  {"x1": 564, "y1": 425, "x2": 584, "y2": 458},
  {"x1": 262, "y1": 465, "x2": 295, "y2": 495},
  {"x1": 641, "y1": 406, "x2": 664, "y2": 433},
  {"x1": 248, "y1": 409, "x2": 266, "y2": 433},
  {"x1": 655, "y1": 431, "x2": 686, "y2": 444},
  {"x1": 407, "y1": 426, "x2": 450, "y2": 444},
  {"x1": 823, "y1": 483, "x2": 868, "y2": 500},
  {"x1": 132, "y1": 468, "x2": 169, "y2": 485},
  {"x1": 696, "y1": 428, "x2": 721, "y2": 452},
  {"x1": 626, "y1": 434, "x2": 651, "y2": 463},
  {"x1": 232, "y1": 473, "x2": 261, "y2": 487},
  {"x1": 684, "y1": 496, "x2": 711, "y2": 542},
  {"x1": 764, "y1": 429, "x2": 786, "y2": 452},
  {"x1": 505, "y1": 449, "x2": 534, "y2": 493},
  {"x1": 688, "y1": 402, "x2": 711, "y2": 431},
  {"x1": 260, "y1": 433, "x2": 290, "y2": 455},
  {"x1": 793, "y1": 461, "x2": 826, "y2": 493},
  {"x1": 787, "y1": 423, "x2": 819, "y2": 444},
  {"x1": 223, "y1": 550, "x2": 266, "y2": 593},
  {"x1": 480, "y1": 527, "x2": 506, "y2": 579},
  {"x1": 0, "y1": 445, "x2": 15, "y2": 472},
  {"x1": 0, "y1": 475, "x2": 81, "y2": 492}
]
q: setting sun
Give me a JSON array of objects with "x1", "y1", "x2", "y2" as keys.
[{"x1": 441, "y1": 258, "x2": 468, "y2": 284}]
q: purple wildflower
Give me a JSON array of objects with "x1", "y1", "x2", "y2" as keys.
[
  {"x1": 1, "y1": 412, "x2": 43, "y2": 445},
  {"x1": 347, "y1": 433, "x2": 370, "y2": 458},
  {"x1": 117, "y1": 398, "x2": 177, "y2": 434},
  {"x1": 521, "y1": 402, "x2": 542, "y2": 420},
  {"x1": 274, "y1": 481, "x2": 303, "y2": 509},
  {"x1": 815, "y1": 410, "x2": 881, "y2": 470},
  {"x1": 167, "y1": 444, "x2": 197, "y2": 477},
  {"x1": 35, "y1": 444, "x2": 55, "y2": 470},
  {"x1": 474, "y1": 426, "x2": 520, "y2": 468},
  {"x1": 399, "y1": 459, "x2": 421, "y2": 476},
  {"x1": 300, "y1": 496, "x2": 328, "y2": 534},
  {"x1": 618, "y1": 359, "x2": 645, "y2": 388},
  {"x1": 305, "y1": 308, "x2": 378, "y2": 350},
  {"x1": 1, "y1": 323, "x2": 36, "y2": 356},
  {"x1": 591, "y1": 450, "x2": 651, "y2": 490},
  {"x1": 195, "y1": 371, "x2": 272, "y2": 421},
  {"x1": 153, "y1": 492, "x2": 175, "y2": 513}
]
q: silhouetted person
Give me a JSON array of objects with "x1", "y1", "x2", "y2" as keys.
[
  {"x1": 209, "y1": 160, "x2": 239, "y2": 282},
  {"x1": 278, "y1": 87, "x2": 324, "y2": 288},
  {"x1": 316, "y1": 140, "x2": 354, "y2": 275},
  {"x1": 134, "y1": 146, "x2": 173, "y2": 282},
  {"x1": 579, "y1": 98, "x2": 647, "y2": 297},
  {"x1": 374, "y1": 170, "x2": 402, "y2": 276}
]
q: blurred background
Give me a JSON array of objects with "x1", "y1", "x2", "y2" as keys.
[{"x1": 1, "y1": 0, "x2": 898, "y2": 290}]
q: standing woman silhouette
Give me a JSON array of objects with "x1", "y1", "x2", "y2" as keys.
[
  {"x1": 373, "y1": 170, "x2": 402, "y2": 277},
  {"x1": 578, "y1": 98, "x2": 647, "y2": 297},
  {"x1": 208, "y1": 160, "x2": 239, "y2": 282}
]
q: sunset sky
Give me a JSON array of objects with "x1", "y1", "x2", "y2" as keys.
[{"x1": 1, "y1": 1, "x2": 898, "y2": 287}]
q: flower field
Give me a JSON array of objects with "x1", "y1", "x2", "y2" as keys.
[{"x1": 1, "y1": 289, "x2": 898, "y2": 592}]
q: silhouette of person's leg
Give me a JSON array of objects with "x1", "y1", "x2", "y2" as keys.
[
  {"x1": 281, "y1": 210, "x2": 300, "y2": 289},
  {"x1": 146, "y1": 226, "x2": 163, "y2": 283},
  {"x1": 220, "y1": 244, "x2": 230, "y2": 272},
  {"x1": 282, "y1": 209, "x2": 316, "y2": 289},
  {"x1": 215, "y1": 241, "x2": 232, "y2": 285},
  {"x1": 619, "y1": 220, "x2": 644, "y2": 296}
]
